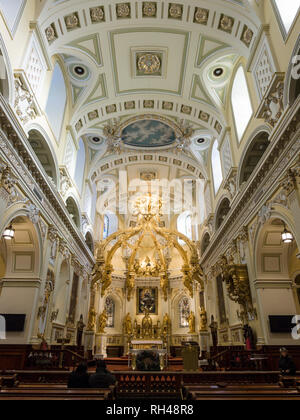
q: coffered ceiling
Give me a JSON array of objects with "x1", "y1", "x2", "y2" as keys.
[{"x1": 37, "y1": 0, "x2": 261, "y2": 173}]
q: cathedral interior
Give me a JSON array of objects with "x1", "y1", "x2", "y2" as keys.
[{"x1": 0, "y1": 0, "x2": 300, "y2": 401}]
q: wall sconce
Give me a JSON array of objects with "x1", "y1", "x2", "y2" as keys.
[
  {"x1": 2, "y1": 224, "x2": 15, "y2": 240},
  {"x1": 281, "y1": 225, "x2": 294, "y2": 244}
]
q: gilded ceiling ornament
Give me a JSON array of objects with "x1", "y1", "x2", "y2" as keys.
[
  {"x1": 181, "y1": 105, "x2": 192, "y2": 115},
  {"x1": 143, "y1": 2, "x2": 157, "y2": 17},
  {"x1": 116, "y1": 3, "x2": 131, "y2": 18},
  {"x1": 138, "y1": 54, "x2": 161, "y2": 75},
  {"x1": 169, "y1": 3, "x2": 183, "y2": 19},
  {"x1": 75, "y1": 119, "x2": 83, "y2": 132},
  {"x1": 45, "y1": 24, "x2": 57, "y2": 43},
  {"x1": 124, "y1": 101, "x2": 135, "y2": 110},
  {"x1": 144, "y1": 100, "x2": 155, "y2": 108},
  {"x1": 241, "y1": 26, "x2": 254, "y2": 47},
  {"x1": 194, "y1": 7, "x2": 209, "y2": 24},
  {"x1": 90, "y1": 6, "x2": 105, "y2": 23},
  {"x1": 162, "y1": 101, "x2": 173, "y2": 111},
  {"x1": 219, "y1": 15, "x2": 234, "y2": 33},
  {"x1": 106, "y1": 104, "x2": 117, "y2": 114},
  {"x1": 88, "y1": 110, "x2": 99, "y2": 121},
  {"x1": 199, "y1": 111, "x2": 210, "y2": 122},
  {"x1": 65, "y1": 13, "x2": 80, "y2": 30}
]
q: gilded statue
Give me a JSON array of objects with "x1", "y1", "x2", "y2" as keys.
[
  {"x1": 188, "y1": 311, "x2": 196, "y2": 334},
  {"x1": 199, "y1": 307, "x2": 208, "y2": 332},
  {"x1": 160, "y1": 272, "x2": 169, "y2": 301},
  {"x1": 101, "y1": 264, "x2": 113, "y2": 297},
  {"x1": 142, "y1": 309, "x2": 153, "y2": 338},
  {"x1": 182, "y1": 264, "x2": 194, "y2": 298},
  {"x1": 87, "y1": 307, "x2": 97, "y2": 331},
  {"x1": 126, "y1": 272, "x2": 135, "y2": 301},
  {"x1": 97, "y1": 309, "x2": 108, "y2": 334},
  {"x1": 123, "y1": 313, "x2": 133, "y2": 335},
  {"x1": 162, "y1": 313, "x2": 171, "y2": 335},
  {"x1": 91, "y1": 262, "x2": 103, "y2": 286}
]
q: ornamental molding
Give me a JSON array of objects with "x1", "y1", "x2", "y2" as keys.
[
  {"x1": 223, "y1": 167, "x2": 238, "y2": 199},
  {"x1": 256, "y1": 73, "x2": 285, "y2": 127}
]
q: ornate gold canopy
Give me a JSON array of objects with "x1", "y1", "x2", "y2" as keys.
[{"x1": 90, "y1": 194, "x2": 204, "y2": 309}]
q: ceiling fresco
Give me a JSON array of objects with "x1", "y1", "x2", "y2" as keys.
[{"x1": 121, "y1": 119, "x2": 176, "y2": 148}]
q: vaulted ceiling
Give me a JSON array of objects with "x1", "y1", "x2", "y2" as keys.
[{"x1": 37, "y1": 0, "x2": 261, "y2": 177}]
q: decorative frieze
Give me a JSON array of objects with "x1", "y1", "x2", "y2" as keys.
[
  {"x1": 256, "y1": 73, "x2": 285, "y2": 127},
  {"x1": 14, "y1": 76, "x2": 37, "y2": 125},
  {"x1": 223, "y1": 168, "x2": 238, "y2": 199}
]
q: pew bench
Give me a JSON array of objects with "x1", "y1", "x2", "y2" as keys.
[
  {"x1": 183, "y1": 384, "x2": 300, "y2": 400},
  {"x1": 0, "y1": 384, "x2": 116, "y2": 400},
  {"x1": 278, "y1": 375, "x2": 300, "y2": 388}
]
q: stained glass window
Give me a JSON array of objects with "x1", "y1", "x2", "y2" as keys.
[
  {"x1": 105, "y1": 297, "x2": 115, "y2": 328},
  {"x1": 179, "y1": 297, "x2": 190, "y2": 328}
]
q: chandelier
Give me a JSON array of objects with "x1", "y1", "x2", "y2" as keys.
[{"x1": 130, "y1": 194, "x2": 163, "y2": 222}]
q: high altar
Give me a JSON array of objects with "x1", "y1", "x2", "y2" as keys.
[{"x1": 86, "y1": 194, "x2": 210, "y2": 363}]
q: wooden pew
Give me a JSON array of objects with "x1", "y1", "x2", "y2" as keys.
[
  {"x1": 0, "y1": 386, "x2": 115, "y2": 400},
  {"x1": 0, "y1": 388, "x2": 112, "y2": 401},
  {"x1": 182, "y1": 384, "x2": 300, "y2": 400},
  {"x1": 278, "y1": 375, "x2": 300, "y2": 388}
]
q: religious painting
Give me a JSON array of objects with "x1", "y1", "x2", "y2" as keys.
[{"x1": 136, "y1": 287, "x2": 158, "y2": 315}]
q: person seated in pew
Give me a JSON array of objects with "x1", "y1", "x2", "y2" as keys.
[
  {"x1": 68, "y1": 363, "x2": 90, "y2": 388},
  {"x1": 279, "y1": 348, "x2": 296, "y2": 376},
  {"x1": 89, "y1": 360, "x2": 116, "y2": 389}
]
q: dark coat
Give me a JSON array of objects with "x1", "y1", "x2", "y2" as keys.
[
  {"x1": 68, "y1": 371, "x2": 90, "y2": 388},
  {"x1": 279, "y1": 356, "x2": 296, "y2": 376},
  {"x1": 89, "y1": 369, "x2": 116, "y2": 388}
]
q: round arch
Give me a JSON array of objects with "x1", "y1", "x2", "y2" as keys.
[
  {"x1": 26, "y1": 126, "x2": 60, "y2": 187},
  {"x1": 65, "y1": 196, "x2": 81, "y2": 229},
  {"x1": 238, "y1": 128, "x2": 270, "y2": 187},
  {"x1": 214, "y1": 196, "x2": 231, "y2": 231}
]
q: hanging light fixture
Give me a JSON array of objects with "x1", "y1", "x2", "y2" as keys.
[
  {"x1": 281, "y1": 224, "x2": 294, "y2": 244},
  {"x1": 2, "y1": 224, "x2": 15, "y2": 240}
]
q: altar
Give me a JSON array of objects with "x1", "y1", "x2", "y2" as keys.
[
  {"x1": 129, "y1": 340, "x2": 167, "y2": 370},
  {"x1": 131, "y1": 339, "x2": 164, "y2": 350}
]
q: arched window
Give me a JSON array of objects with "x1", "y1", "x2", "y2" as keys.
[
  {"x1": 212, "y1": 140, "x2": 223, "y2": 193},
  {"x1": 66, "y1": 197, "x2": 80, "y2": 229},
  {"x1": 74, "y1": 138, "x2": 86, "y2": 193},
  {"x1": 201, "y1": 232, "x2": 210, "y2": 255},
  {"x1": 273, "y1": 0, "x2": 300, "y2": 35},
  {"x1": 28, "y1": 129, "x2": 58, "y2": 185},
  {"x1": 231, "y1": 66, "x2": 253, "y2": 142},
  {"x1": 105, "y1": 297, "x2": 115, "y2": 328},
  {"x1": 0, "y1": 0, "x2": 25, "y2": 34},
  {"x1": 103, "y1": 213, "x2": 118, "y2": 239},
  {"x1": 179, "y1": 297, "x2": 190, "y2": 328},
  {"x1": 45, "y1": 63, "x2": 67, "y2": 140},
  {"x1": 239, "y1": 131, "x2": 270, "y2": 185},
  {"x1": 216, "y1": 198, "x2": 231, "y2": 230},
  {"x1": 177, "y1": 211, "x2": 193, "y2": 244},
  {"x1": 85, "y1": 232, "x2": 94, "y2": 254}
]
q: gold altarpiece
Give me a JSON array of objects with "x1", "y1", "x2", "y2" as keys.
[{"x1": 87, "y1": 194, "x2": 206, "y2": 357}]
